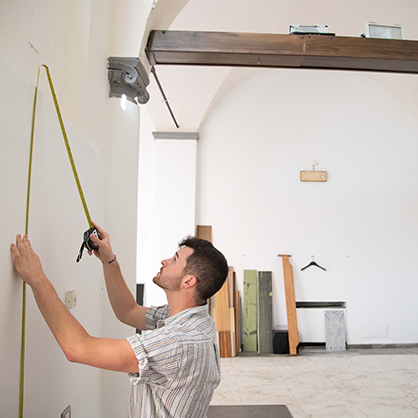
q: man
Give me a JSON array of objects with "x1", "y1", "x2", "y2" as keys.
[{"x1": 11, "y1": 223, "x2": 229, "y2": 417}]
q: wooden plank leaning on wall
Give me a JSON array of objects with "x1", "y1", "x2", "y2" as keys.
[
  {"x1": 257, "y1": 271, "x2": 273, "y2": 354},
  {"x1": 213, "y1": 267, "x2": 237, "y2": 357},
  {"x1": 278, "y1": 255, "x2": 299, "y2": 356},
  {"x1": 243, "y1": 270, "x2": 258, "y2": 352}
]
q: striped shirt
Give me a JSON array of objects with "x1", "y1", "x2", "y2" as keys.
[{"x1": 127, "y1": 304, "x2": 221, "y2": 418}]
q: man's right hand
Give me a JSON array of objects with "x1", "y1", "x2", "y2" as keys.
[
  {"x1": 11, "y1": 234, "x2": 46, "y2": 287},
  {"x1": 89, "y1": 222, "x2": 116, "y2": 264}
]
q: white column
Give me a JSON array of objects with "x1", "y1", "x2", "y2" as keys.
[{"x1": 137, "y1": 130, "x2": 198, "y2": 306}]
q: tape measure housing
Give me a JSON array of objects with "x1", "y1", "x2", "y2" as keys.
[{"x1": 76, "y1": 227, "x2": 99, "y2": 262}]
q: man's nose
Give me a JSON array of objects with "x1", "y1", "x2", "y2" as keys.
[{"x1": 161, "y1": 259, "x2": 168, "y2": 267}]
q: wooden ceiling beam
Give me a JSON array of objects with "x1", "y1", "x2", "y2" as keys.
[{"x1": 146, "y1": 30, "x2": 418, "y2": 74}]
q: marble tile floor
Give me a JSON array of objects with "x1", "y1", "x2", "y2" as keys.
[{"x1": 211, "y1": 346, "x2": 418, "y2": 418}]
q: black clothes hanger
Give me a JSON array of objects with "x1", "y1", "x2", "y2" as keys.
[{"x1": 301, "y1": 256, "x2": 326, "y2": 271}]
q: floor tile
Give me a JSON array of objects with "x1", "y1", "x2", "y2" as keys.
[
  {"x1": 329, "y1": 372, "x2": 386, "y2": 389},
  {"x1": 300, "y1": 400, "x2": 367, "y2": 418},
  {"x1": 356, "y1": 400, "x2": 418, "y2": 418},
  {"x1": 211, "y1": 347, "x2": 418, "y2": 418}
]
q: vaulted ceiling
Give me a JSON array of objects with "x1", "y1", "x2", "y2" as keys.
[{"x1": 142, "y1": 0, "x2": 418, "y2": 132}]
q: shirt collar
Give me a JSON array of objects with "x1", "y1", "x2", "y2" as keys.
[{"x1": 157, "y1": 304, "x2": 208, "y2": 328}]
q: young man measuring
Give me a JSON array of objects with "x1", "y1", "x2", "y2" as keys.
[{"x1": 11, "y1": 223, "x2": 228, "y2": 417}]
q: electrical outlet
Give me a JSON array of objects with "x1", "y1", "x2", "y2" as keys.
[
  {"x1": 65, "y1": 291, "x2": 78, "y2": 309},
  {"x1": 61, "y1": 405, "x2": 71, "y2": 418}
]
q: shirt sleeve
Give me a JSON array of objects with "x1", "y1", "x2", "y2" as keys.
[
  {"x1": 127, "y1": 333, "x2": 151, "y2": 383},
  {"x1": 145, "y1": 305, "x2": 170, "y2": 330},
  {"x1": 127, "y1": 328, "x2": 180, "y2": 386}
]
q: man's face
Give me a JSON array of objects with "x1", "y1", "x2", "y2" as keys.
[{"x1": 153, "y1": 246, "x2": 194, "y2": 292}]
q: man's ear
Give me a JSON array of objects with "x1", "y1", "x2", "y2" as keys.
[{"x1": 182, "y1": 275, "x2": 197, "y2": 289}]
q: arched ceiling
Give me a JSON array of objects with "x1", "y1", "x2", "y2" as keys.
[{"x1": 142, "y1": 0, "x2": 418, "y2": 132}]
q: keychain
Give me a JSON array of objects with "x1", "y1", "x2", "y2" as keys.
[{"x1": 76, "y1": 227, "x2": 99, "y2": 262}]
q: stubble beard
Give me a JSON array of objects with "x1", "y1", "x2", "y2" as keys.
[{"x1": 153, "y1": 270, "x2": 182, "y2": 292}]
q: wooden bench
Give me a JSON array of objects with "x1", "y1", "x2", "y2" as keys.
[{"x1": 207, "y1": 405, "x2": 294, "y2": 417}]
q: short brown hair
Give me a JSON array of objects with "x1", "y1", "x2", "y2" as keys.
[{"x1": 178, "y1": 236, "x2": 228, "y2": 302}]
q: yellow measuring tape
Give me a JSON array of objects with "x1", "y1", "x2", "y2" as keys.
[{"x1": 20, "y1": 64, "x2": 94, "y2": 418}]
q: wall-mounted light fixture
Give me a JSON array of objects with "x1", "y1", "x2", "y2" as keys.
[
  {"x1": 364, "y1": 22, "x2": 403, "y2": 40},
  {"x1": 107, "y1": 57, "x2": 150, "y2": 105},
  {"x1": 300, "y1": 161, "x2": 327, "y2": 182}
]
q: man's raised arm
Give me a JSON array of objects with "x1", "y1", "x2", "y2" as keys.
[{"x1": 89, "y1": 223, "x2": 148, "y2": 330}]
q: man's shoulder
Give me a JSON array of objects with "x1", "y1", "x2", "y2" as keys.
[
  {"x1": 165, "y1": 307, "x2": 216, "y2": 343},
  {"x1": 145, "y1": 305, "x2": 170, "y2": 330}
]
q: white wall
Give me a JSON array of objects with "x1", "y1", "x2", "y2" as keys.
[
  {"x1": 196, "y1": 69, "x2": 418, "y2": 345},
  {"x1": 0, "y1": 0, "x2": 142, "y2": 416},
  {"x1": 1, "y1": 52, "x2": 99, "y2": 417}
]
